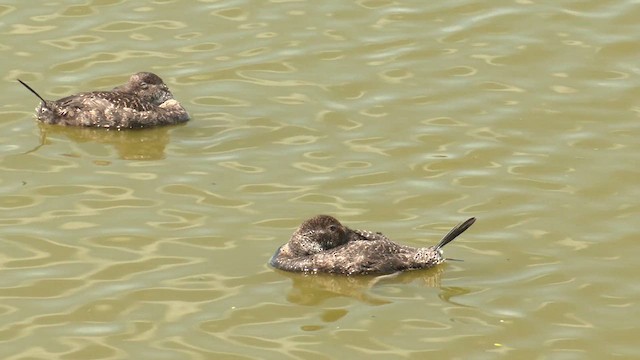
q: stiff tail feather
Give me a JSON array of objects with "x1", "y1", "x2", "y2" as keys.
[
  {"x1": 435, "y1": 217, "x2": 476, "y2": 250},
  {"x1": 18, "y1": 79, "x2": 48, "y2": 103}
]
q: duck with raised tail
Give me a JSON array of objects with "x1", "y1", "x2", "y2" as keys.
[
  {"x1": 18, "y1": 72, "x2": 189, "y2": 129},
  {"x1": 270, "y1": 215, "x2": 476, "y2": 275}
]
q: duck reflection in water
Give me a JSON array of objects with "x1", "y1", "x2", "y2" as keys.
[
  {"x1": 278, "y1": 266, "x2": 453, "y2": 306},
  {"x1": 29, "y1": 122, "x2": 178, "y2": 160},
  {"x1": 270, "y1": 215, "x2": 476, "y2": 276}
]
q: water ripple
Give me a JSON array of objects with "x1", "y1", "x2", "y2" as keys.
[{"x1": 2, "y1": 0, "x2": 640, "y2": 358}]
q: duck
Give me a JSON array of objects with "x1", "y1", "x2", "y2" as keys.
[
  {"x1": 270, "y1": 215, "x2": 476, "y2": 275},
  {"x1": 18, "y1": 72, "x2": 189, "y2": 129}
]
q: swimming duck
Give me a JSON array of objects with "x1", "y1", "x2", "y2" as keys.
[
  {"x1": 18, "y1": 72, "x2": 189, "y2": 129},
  {"x1": 270, "y1": 215, "x2": 476, "y2": 275}
]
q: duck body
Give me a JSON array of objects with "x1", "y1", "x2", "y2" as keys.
[
  {"x1": 270, "y1": 215, "x2": 476, "y2": 276},
  {"x1": 19, "y1": 72, "x2": 189, "y2": 129}
]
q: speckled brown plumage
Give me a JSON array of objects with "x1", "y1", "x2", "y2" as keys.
[
  {"x1": 270, "y1": 215, "x2": 476, "y2": 275},
  {"x1": 18, "y1": 72, "x2": 189, "y2": 129}
]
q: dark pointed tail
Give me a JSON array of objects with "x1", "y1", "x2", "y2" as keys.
[
  {"x1": 435, "y1": 217, "x2": 476, "y2": 250},
  {"x1": 18, "y1": 79, "x2": 47, "y2": 103}
]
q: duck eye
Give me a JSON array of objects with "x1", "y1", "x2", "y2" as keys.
[
  {"x1": 328, "y1": 224, "x2": 337, "y2": 232},
  {"x1": 140, "y1": 82, "x2": 148, "y2": 89}
]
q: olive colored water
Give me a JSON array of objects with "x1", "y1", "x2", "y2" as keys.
[{"x1": 1, "y1": 1, "x2": 638, "y2": 359}]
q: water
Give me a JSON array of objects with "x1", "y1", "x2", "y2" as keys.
[{"x1": 1, "y1": 1, "x2": 639, "y2": 358}]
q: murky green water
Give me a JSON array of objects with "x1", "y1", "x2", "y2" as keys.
[{"x1": 1, "y1": 1, "x2": 639, "y2": 358}]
